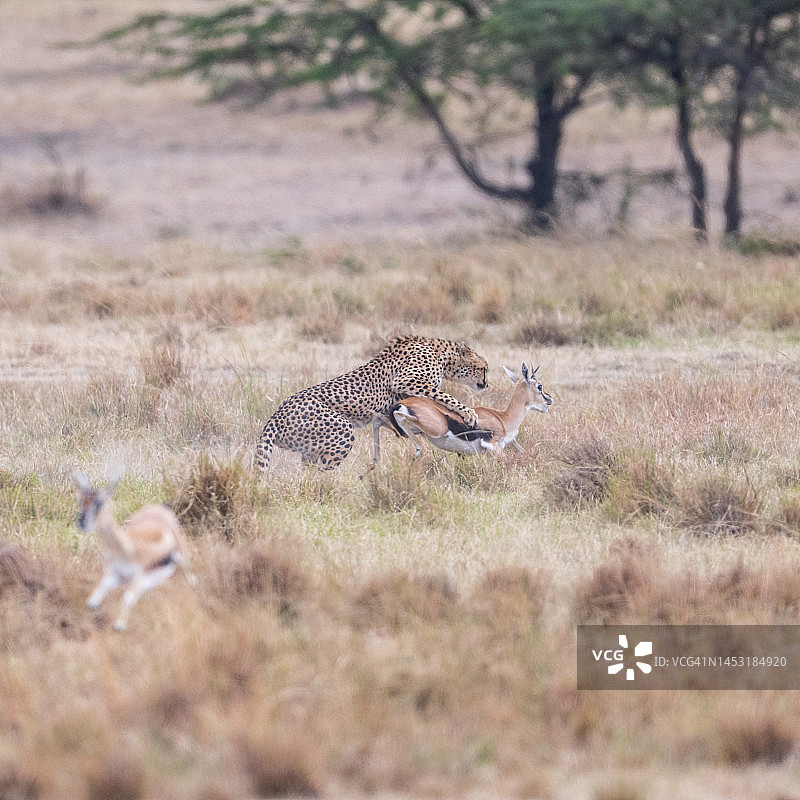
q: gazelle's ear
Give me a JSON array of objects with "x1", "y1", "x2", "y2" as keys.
[
  {"x1": 72, "y1": 470, "x2": 91, "y2": 492},
  {"x1": 521, "y1": 362, "x2": 530, "y2": 383},
  {"x1": 502, "y1": 365, "x2": 518, "y2": 383}
]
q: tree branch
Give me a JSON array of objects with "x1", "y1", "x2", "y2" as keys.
[
  {"x1": 349, "y1": 8, "x2": 531, "y2": 203},
  {"x1": 405, "y1": 72, "x2": 532, "y2": 202},
  {"x1": 556, "y1": 71, "x2": 593, "y2": 120},
  {"x1": 446, "y1": 0, "x2": 483, "y2": 21}
]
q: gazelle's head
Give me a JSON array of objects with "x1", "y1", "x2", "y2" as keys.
[
  {"x1": 72, "y1": 470, "x2": 121, "y2": 531},
  {"x1": 503, "y1": 362, "x2": 553, "y2": 413}
]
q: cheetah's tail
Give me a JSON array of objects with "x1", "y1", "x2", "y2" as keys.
[{"x1": 256, "y1": 418, "x2": 277, "y2": 472}]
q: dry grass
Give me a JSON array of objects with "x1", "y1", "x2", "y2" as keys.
[
  {"x1": 544, "y1": 430, "x2": 616, "y2": 510},
  {"x1": 4, "y1": 525, "x2": 800, "y2": 798},
  {"x1": 3, "y1": 232, "x2": 800, "y2": 796},
  {"x1": 352, "y1": 569, "x2": 459, "y2": 631},
  {"x1": 678, "y1": 470, "x2": 763, "y2": 536},
  {"x1": 575, "y1": 538, "x2": 800, "y2": 625},
  {"x1": 716, "y1": 711, "x2": 796, "y2": 766},
  {"x1": 166, "y1": 453, "x2": 257, "y2": 540}
]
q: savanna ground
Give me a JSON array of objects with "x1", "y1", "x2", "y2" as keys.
[{"x1": 3, "y1": 2, "x2": 800, "y2": 799}]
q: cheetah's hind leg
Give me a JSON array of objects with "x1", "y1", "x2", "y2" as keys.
[
  {"x1": 283, "y1": 402, "x2": 356, "y2": 471},
  {"x1": 301, "y1": 426, "x2": 356, "y2": 471}
]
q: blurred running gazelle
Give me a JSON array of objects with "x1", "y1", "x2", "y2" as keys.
[
  {"x1": 388, "y1": 362, "x2": 552, "y2": 456},
  {"x1": 73, "y1": 470, "x2": 195, "y2": 631}
]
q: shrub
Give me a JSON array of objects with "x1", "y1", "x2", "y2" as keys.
[
  {"x1": 544, "y1": 434, "x2": 615, "y2": 511},
  {"x1": 717, "y1": 712, "x2": 795, "y2": 765},
  {"x1": 603, "y1": 449, "x2": 676, "y2": 520},
  {"x1": 166, "y1": 454, "x2": 253, "y2": 539},
  {"x1": 353, "y1": 570, "x2": 458, "y2": 631},
  {"x1": 239, "y1": 731, "x2": 322, "y2": 798},
  {"x1": 574, "y1": 540, "x2": 653, "y2": 624},
  {"x1": 678, "y1": 472, "x2": 762, "y2": 536},
  {"x1": 85, "y1": 755, "x2": 146, "y2": 800}
]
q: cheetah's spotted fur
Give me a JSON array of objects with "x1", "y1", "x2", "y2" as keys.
[{"x1": 256, "y1": 335, "x2": 488, "y2": 471}]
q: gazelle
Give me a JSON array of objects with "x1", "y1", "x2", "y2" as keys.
[
  {"x1": 73, "y1": 470, "x2": 196, "y2": 631},
  {"x1": 388, "y1": 363, "x2": 552, "y2": 457}
]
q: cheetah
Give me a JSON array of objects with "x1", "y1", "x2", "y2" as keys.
[{"x1": 256, "y1": 335, "x2": 488, "y2": 472}]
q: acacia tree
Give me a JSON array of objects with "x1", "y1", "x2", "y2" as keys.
[
  {"x1": 713, "y1": 0, "x2": 800, "y2": 237},
  {"x1": 617, "y1": 0, "x2": 800, "y2": 239},
  {"x1": 613, "y1": 1, "x2": 717, "y2": 240},
  {"x1": 101, "y1": 0, "x2": 633, "y2": 232}
]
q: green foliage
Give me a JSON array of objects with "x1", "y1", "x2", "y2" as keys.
[
  {"x1": 91, "y1": 0, "x2": 641, "y2": 228},
  {"x1": 91, "y1": 0, "x2": 800, "y2": 235}
]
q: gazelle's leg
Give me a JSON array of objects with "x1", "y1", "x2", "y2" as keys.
[
  {"x1": 87, "y1": 569, "x2": 122, "y2": 609},
  {"x1": 173, "y1": 553, "x2": 197, "y2": 587},
  {"x1": 392, "y1": 410, "x2": 425, "y2": 457},
  {"x1": 113, "y1": 563, "x2": 176, "y2": 631},
  {"x1": 371, "y1": 416, "x2": 382, "y2": 467}
]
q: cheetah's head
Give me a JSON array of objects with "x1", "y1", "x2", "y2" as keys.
[{"x1": 445, "y1": 342, "x2": 489, "y2": 391}]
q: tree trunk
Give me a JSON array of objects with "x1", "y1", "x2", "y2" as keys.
[
  {"x1": 671, "y1": 67, "x2": 707, "y2": 241},
  {"x1": 525, "y1": 82, "x2": 563, "y2": 232},
  {"x1": 724, "y1": 84, "x2": 746, "y2": 238}
]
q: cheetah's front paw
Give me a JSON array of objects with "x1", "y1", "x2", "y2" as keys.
[{"x1": 462, "y1": 407, "x2": 478, "y2": 429}]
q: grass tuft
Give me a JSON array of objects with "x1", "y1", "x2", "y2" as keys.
[
  {"x1": 0, "y1": 758, "x2": 42, "y2": 800},
  {"x1": 0, "y1": 543, "x2": 43, "y2": 597},
  {"x1": 472, "y1": 566, "x2": 546, "y2": 632},
  {"x1": 140, "y1": 338, "x2": 185, "y2": 390},
  {"x1": 353, "y1": 570, "x2": 458, "y2": 631},
  {"x1": 295, "y1": 299, "x2": 346, "y2": 343},
  {"x1": 735, "y1": 234, "x2": 800, "y2": 258},
  {"x1": 545, "y1": 433, "x2": 616, "y2": 510},
  {"x1": 239, "y1": 731, "x2": 322, "y2": 798},
  {"x1": 777, "y1": 491, "x2": 800, "y2": 533},
  {"x1": 363, "y1": 458, "x2": 425, "y2": 513},
  {"x1": 513, "y1": 311, "x2": 576, "y2": 347},
  {"x1": 603, "y1": 449, "x2": 676, "y2": 520},
  {"x1": 166, "y1": 454, "x2": 254, "y2": 539},
  {"x1": 212, "y1": 539, "x2": 311, "y2": 613},
  {"x1": 574, "y1": 539, "x2": 653, "y2": 624},
  {"x1": 85, "y1": 755, "x2": 146, "y2": 800},
  {"x1": 717, "y1": 712, "x2": 795, "y2": 765},
  {"x1": 593, "y1": 781, "x2": 646, "y2": 800},
  {"x1": 678, "y1": 472, "x2": 762, "y2": 536}
]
